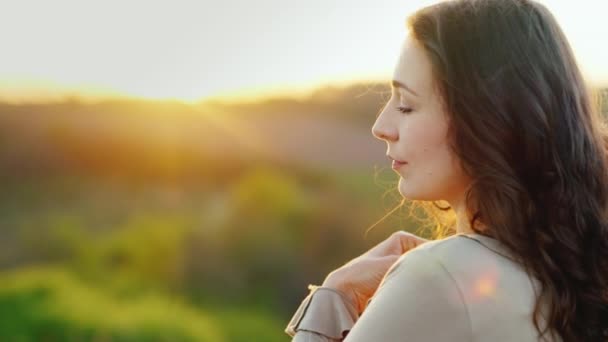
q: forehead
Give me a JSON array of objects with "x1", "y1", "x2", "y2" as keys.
[{"x1": 392, "y1": 35, "x2": 433, "y2": 96}]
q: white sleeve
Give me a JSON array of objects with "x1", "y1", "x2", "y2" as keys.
[
  {"x1": 343, "y1": 247, "x2": 473, "y2": 341},
  {"x1": 285, "y1": 285, "x2": 359, "y2": 341},
  {"x1": 291, "y1": 330, "x2": 342, "y2": 342}
]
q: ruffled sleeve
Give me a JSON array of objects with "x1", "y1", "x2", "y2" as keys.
[{"x1": 285, "y1": 284, "x2": 359, "y2": 341}]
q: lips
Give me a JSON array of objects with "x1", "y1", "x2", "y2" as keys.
[
  {"x1": 392, "y1": 160, "x2": 406, "y2": 170},
  {"x1": 387, "y1": 155, "x2": 408, "y2": 164},
  {"x1": 388, "y1": 155, "x2": 408, "y2": 170}
]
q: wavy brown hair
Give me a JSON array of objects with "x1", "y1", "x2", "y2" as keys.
[{"x1": 387, "y1": 0, "x2": 608, "y2": 340}]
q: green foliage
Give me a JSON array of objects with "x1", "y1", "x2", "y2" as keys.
[
  {"x1": 0, "y1": 266, "x2": 288, "y2": 342},
  {"x1": 0, "y1": 266, "x2": 223, "y2": 341},
  {"x1": 229, "y1": 165, "x2": 313, "y2": 226},
  {"x1": 89, "y1": 214, "x2": 193, "y2": 289}
]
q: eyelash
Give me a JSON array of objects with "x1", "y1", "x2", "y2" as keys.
[{"x1": 397, "y1": 106, "x2": 413, "y2": 114}]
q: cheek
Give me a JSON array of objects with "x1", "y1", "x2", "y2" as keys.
[
  {"x1": 398, "y1": 118, "x2": 466, "y2": 199},
  {"x1": 399, "y1": 146, "x2": 465, "y2": 201},
  {"x1": 415, "y1": 144, "x2": 456, "y2": 184},
  {"x1": 402, "y1": 117, "x2": 448, "y2": 164}
]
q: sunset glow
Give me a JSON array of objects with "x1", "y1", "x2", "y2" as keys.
[{"x1": 2, "y1": 0, "x2": 607, "y2": 104}]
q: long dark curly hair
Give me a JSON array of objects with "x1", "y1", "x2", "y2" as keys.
[{"x1": 400, "y1": 0, "x2": 608, "y2": 340}]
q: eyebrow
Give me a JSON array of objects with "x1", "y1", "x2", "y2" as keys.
[{"x1": 391, "y1": 80, "x2": 419, "y2": 97}]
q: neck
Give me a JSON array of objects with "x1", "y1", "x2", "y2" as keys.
[{"x1": 449, "y1": 195, "x2": 484, "y2": 235}]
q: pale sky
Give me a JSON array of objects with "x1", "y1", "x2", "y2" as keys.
[{"x1": 2, "y1": 0, "x2": 607, "y2": 103}]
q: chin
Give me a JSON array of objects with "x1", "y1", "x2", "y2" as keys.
[
  {"x1": 398, "y1": 178, "x2": 438, "y2": 201},
  {"x1": 398, "y1": 178, "x2": 418, "y2": 199}
]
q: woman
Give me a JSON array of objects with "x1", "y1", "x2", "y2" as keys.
[{"x1": 284, "y1": 0, "x2": 608, "y2": 341}]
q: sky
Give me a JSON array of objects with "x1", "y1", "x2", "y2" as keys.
[{"x1": 2, "y1": 0, "x2": 607, "y2": 104}]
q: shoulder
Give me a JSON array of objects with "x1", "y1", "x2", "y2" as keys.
[
  {"x1": 387, "y1": 234, "x2": 534, "y2": 303},
  {"x1": 383, "y1": 234, "x2": 487, "y2": 284},
  {"x1": 391, "y1": 233, "x2": 524, "y2": 280},
  {"x1": 349, "y1": 236, "x2": 473, "y2": 341},
  {"x1": 381, "y1": 236, "x2": 462, "y2": 285},
  {"x1": 377, "y1": 235, "x2": 475, "y2": 303},
  {"x1": 377, "y1": 234, "x2": 545, "y2": 341},
  {"x1": 411, "y1": 232, "x2": 493, "y2": 259}
]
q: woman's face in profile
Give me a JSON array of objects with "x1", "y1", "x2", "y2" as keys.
[{"x1": 372, "y1": 34, "x2": 470, "y2": 204}]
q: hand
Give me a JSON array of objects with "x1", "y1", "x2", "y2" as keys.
[{"x1": 321, "y1": 231, "x2": 429, "y2": 313}]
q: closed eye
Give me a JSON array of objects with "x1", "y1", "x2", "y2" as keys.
[{"x1": 397, "y1": 106, "x2": 413, "y2": 114}]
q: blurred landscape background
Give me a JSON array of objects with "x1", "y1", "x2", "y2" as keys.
[
  {"x1": 1, "y1": 83, "x2": 606, "y2": 341},
  {"x1": 3, "y1": 0, "x2": 608, "y2": 340},
  {"x1": 0, "y1": 81, "x2": 427, "y2": 341}
]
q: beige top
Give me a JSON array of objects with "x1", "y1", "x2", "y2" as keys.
[{"x1": 285, "y1": 233, "x2": 562, "y2": 342}]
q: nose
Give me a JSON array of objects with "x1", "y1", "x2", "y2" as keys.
[{"x1": 371, "y1": 107, "x2": 398, "y2": 142}]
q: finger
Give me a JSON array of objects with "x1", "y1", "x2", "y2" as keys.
[
  {"x1": 366, "y1": 231, "x2": 420, "y2": 257},
  {"x1": 358, "y1": 255, "x2": 400, "y2": 281},
  {"x1": 373, "y1": 254, "x2": 402, "y2": 283},
  {"x1": 396, "y1": 231, "x2": 429, "y2": 253},
  {"x1": 380, "y1": 254, "x2": 401, "y2": 266},
  {"x1": 368, "y1": 254, "x2": 400, "y2": 264},
  {"x1": 365, "y1": 231, "x2": 408, "y2": 257}
]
